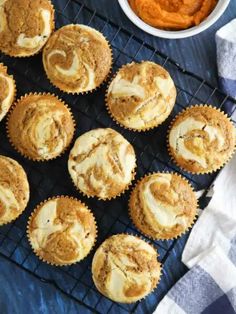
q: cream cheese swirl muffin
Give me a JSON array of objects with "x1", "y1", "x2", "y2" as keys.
[
  {"x1": 43, "y1": 24, "x2": 112, "y2": 94},
  {"x1": 129, "y1": 173, "x2": 197, "y2": 240},
  {"x1": 0, "y1": 155, "x2": 29, "y2": 225},
  {"x1": 68, "y1": 128, "x2": 136, "y2": 200},
  {"x1": 0, "y1": 63, "x2": 15, "y2": 121},
  {"x1": 92, "y1": 234, "x2": 161, "y2": 303},
  {"x1": 0, "y1": 0, "x2": 54, "y2": 57},
  {"x1": 168, "y1": 105, "x2": 236, "y2": 174},
  {"x1": 27, "y1": 196, "x2": 97, "y2": 266},
  {"x1": 7, "y1": 93, "x2": 75, "y2": 161},
  {"x1": 106, "y1": 61, "x2": 176, "y2": 131}
]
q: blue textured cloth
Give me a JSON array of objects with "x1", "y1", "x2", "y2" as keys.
[
  {"x1": 216, "y1": 19, "x2": 236, "y2": 100},
  {"x1": 154, "y1": 21, "x2": 236, "y2": 314},
  {"x1": 155, "y1": 247, "x2": 236, "y2": 314}
]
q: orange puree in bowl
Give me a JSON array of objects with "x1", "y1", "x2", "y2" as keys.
[{"x1": 129, "y1": 0, "x2": 218, "y2": 30}]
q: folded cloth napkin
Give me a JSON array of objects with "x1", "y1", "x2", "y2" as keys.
[
  {"x1": 216, "y1": 19, "x2": 236, "y2": 100},
  {"x1": 154, "y1": 19, "x2": 236, "y2": 314}
]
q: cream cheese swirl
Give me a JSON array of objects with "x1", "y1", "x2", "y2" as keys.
[
  {"x1": 16, "y1": 9, "x2": 52, "y2": 50},
  {"x1": 8, "y1": 94, "x2": 75, "y2": 160},
  {"x1": 168, "y1": 106, "x2": 236, "y2": 173},
  {"x1": 0, "y1": 156, "x2": 29, "y2": 225},
  {"x1": 170, "y1": 117, "x2": 225, "y2": 168},
  {"x1": 43, "y1": 24, "x2": 112, "y2": 93},
  {"x1": 130, "y1": 173, "x2": 197, "y2": 239},
  {"x1": 28, "y1": 197, "x2": 97, "y2": 265},
  {"x1": 68, "y1": 128, "x2": 136, "y2": 199},
  {"x1": 141, "y1": 173, "x2": 188, "y2": 227},
  {"x1": 0, "y1": 0, "x2": 54, "y2": 57},
  {"x1": 107, "y1": 61, "x2": 176, "y2": 130},
  {"x1": 0, "y1": 66, "x2": 15, "y2": 121},
  {"x1": 92, "y1": 234, "x2": 161, "y2": 303}
]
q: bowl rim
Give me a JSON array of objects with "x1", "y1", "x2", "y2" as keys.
[{"x1": 118, "y1": 0, "x2": 230, "y2": 39}]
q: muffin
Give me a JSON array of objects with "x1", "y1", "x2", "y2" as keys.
[
  {"x1": 168, "y1": 105, "x2": 236, "y2": 174},
  {"x1": 92, "y1": 234, "x2": 161, "y2": 303},
  {"x1": 27, "y1": 196, "x2": 97, "y2": 266},
  {"x1": 0, "y1": 0, "x2": 54, "y2": 57},
  {"x1": 43, "y1": 24, "x2": 112, "y2": 94},
  {"x1": 0, "y1": 155, "x2": 29, "y2": 225},
  {"x1": 129, "y1": 173, "x2": 197, "y2": 240},
  {"x1": 7, "y1": 93, "x2": 75, "y2": 161},
  {"x1": 106, "y1": 61, "x2": 176, "y2": 131},
  {"x1": 68, "y1": 128, "x2": 136, "y2": 200},
  {"x1": 0, "y1": 63, "x2": 16, "y2": 121}
]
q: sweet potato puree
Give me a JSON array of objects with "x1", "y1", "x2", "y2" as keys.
[{"x1": 129, "y1": 0, "x2": 218, "y2": 30}]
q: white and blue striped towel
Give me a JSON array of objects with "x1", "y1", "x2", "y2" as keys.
[
  {"x1": 216, "y1": 19, "x2": 236, "y2": 100},
  {"x1": 155, "y1": 19, "x2": 236, "y2": 314}
]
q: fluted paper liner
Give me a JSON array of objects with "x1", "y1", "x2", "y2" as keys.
[
  {"x1": 91, "y1": 233, "x2": 162, "y2": 303},
  {"x1": 6, "y1": 92, "x2": 76, "y2": 162},
  {"x1": 0, "y1": 155, "x2": 30, "y2": 226},
  {"x1": 0, "y1": 212, "x2": 24, "y2": 226},
  {"x1": 128, "y1": 172, "x2": 198, "y2": 241},
  {"x1": 0, "y1": 63, "x2": 17, "y2": 121},
  {"x1": 105, "y1": 61, "x2": 177, "y2": 132},
  {"x1": 167, "y1": 104, "x2": 236, "y2": 175},
  {"x1": 0, "y1": 0, "x2": 55, "y2": 58},
  {"x1": 27, "y1": 195, "x2": 98, "y2": 267},
  {"x1": 42, "y1": 24, "x2": 113, "y2": 95},
  {"x1": 0, "y1": 197, "x2": 30, "y2": 226}
]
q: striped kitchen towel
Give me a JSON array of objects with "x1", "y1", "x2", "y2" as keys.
[
  {"x1": 155, "y1": 20, "x2": 236, "y2": 314},
  {"x1": 155, "y1": 247, "x2": 236, "y2": 314},
  {"x1": 216, "y1": 19, "x2": 236, "y2": 100}
]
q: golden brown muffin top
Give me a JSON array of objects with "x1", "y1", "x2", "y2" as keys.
[
  {"x1": 0, "y1": 155, "x2": 29, "y2": 225},
  {"x1": 92, "y1": 234, "x2": 161, "y2": 303},
  {"x1": 68, "y1": 128, "x2": 136, "y2": 200},
  {"x1": 43, "y1": 24, "x2": 112, "y2": 93},
  {"x1": 168, "y1": 105, "x2": 236, "y2": 174},
  {"x1": 28, "y1": 196, "x2": 97, "y2": 266},
  {"x1": 107, "y1": 61, "x2": 176, "y2": 130},
  {"x1": 129, "y1": 173, "x2": 197, "y2": 240},
  {"x1": 0, "y1": 63, "x2": 15, "y2": 121},
  {"x1": 0, "y1": 0, "x2": 54, "y2": 57},
  {"x1": 7, "y1": 93, "x2": 75, "y2": 161}
]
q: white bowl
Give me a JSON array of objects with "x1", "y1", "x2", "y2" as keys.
[{"x1": 118, "y1": 0, "x2": 230, "y2": 39}]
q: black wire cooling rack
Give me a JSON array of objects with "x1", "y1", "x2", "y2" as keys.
[{"x1": 1, "y1": 1, "x2": 236, "y2": 313}]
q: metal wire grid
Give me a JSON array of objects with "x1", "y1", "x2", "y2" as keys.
[{"x1": 0, "y1": 1, "x2": 236, "y2": 313}]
